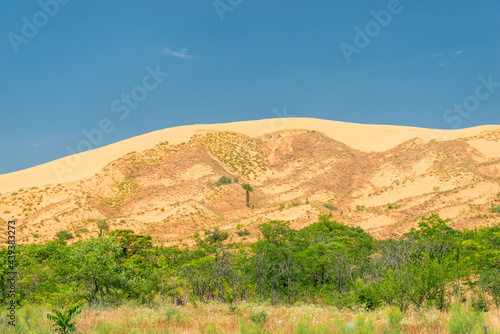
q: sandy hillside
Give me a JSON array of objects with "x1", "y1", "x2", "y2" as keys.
[{"x1": 1, "y1": 118, "x2": 499, "y2": 245}]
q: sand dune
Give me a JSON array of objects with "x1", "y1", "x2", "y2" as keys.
[{"x1": 1, "y1": 118, "x2": 498, "y2": 193}]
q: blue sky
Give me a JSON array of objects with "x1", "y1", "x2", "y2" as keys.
[{"x1": 1, "y1": 0, "x2": 499, "y2": 174}]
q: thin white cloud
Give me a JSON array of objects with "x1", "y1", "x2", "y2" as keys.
[
  {"x1": 454, "y1": 50, "x2": 464, "y2": 55},
  {"x1": 431, "y1": 52, "x2": 444, "y2": 58},
  {"x1": 161, "y1": 47, "x2": 195, "y2": 59},
  {"x1": 438, "y1": 60, "x2": 450, "y2": 67},
  {"x1": 33, "y1": 143, "x2": 42, "y2": 148}
]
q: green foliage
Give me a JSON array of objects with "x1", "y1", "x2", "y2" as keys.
[
  {"x1": 356, "y1": 205, "x2": 365, "y2": 211},
  {"x1": 489, "y1": 205, "x2": 500, "y2": 213},
  {"x1": 107, "y1": 229, "x2": 153, "y2": 256},
  {"x1": 46, "y1": 301, "x2": 83, "y2": 333},
  {"x1": 74, "y1": 228, "x2": 89, "y2": 235},
  {"x1": 470, "y1": 290, "x2": 489, "y2": 312},
  {"x1": 87, "y1": 219, "x2": 109, "y2": 236},
  {"x1": 216, "y1": 176, "x2": 232, "y2": 186},
  {"x1": 356, "y1": 280, "x2": 381, "y2": 310},
  {"x1": 56, "y1": 230, "x2": 73, "y2": 241},
  {"x1": 2, "y1": 213, "x2": 500, "y2": 319},
  {"x1": 165, "y1": 306, "x2": 181, "y2": 323},
  {"x1": 66, "y1": 237, "x2": 124, "y2": 307},
  {"x1": 385, "y1": 307, "x2": 404, "y2": 334},
  {"x1": 249, "y1": 311, "x2": 268, "y2": 326},
  {"x1": 100, "y1": 180, "x2": 137, "y2": 208},
  {"x1": 205, "y1": 322, "x2": 219, "y2": 334},
  {"x1": 479, "y1": 267, "x2": 500, "y2": 307},
  {"x1": 323, "y1": 203, "x2": 338, "y2": 211},
  {"x1": 236, "y1": 229, "x2": 251, "y2": 237},
  {"x1": 447, "y1": 303, "x2": 484, "y2": 334},
  {"x1": 204, "y1": 227, "x2": 229, "y2": 244},
  {"x1": 242, "y1": 184, "x2": 254, "y2": 207}
]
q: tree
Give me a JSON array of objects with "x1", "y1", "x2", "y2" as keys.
[
  {"x1": 66, "y1": 237, "x2": 124, "y2": 308},
  {"x1": 96, "y1": 220, "x2": 109, "y2": 237},
  {"x1": 241, "y1": 184, "x2": 253, "y2": 207},
  {"x1": 47, "y1": 300, "x2": 83, "y2": 333},
  {"x1": 107, "y1": 229, "x2": 152, "y2": 256}
]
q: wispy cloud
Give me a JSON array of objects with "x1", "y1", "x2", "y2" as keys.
[
  {"x1": 161, "y1": 47, "x2": 195, "y2": 59},
  {"x1": 431, "y1": 49, "x2": 465, "y2": 66},
  {"x1": 33, "y1": 143, "x2": 42, "y2": 148}
]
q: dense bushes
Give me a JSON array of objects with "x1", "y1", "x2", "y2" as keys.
[
  {"x1": 1, "y1": 215, "x2": 499, "y2": 313},
  {"x1": 216, "y1": 176, "x2": 232, "y2": 186}
]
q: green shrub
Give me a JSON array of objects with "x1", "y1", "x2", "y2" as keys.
[
  {"x1": 249, "y1": 311, "x2": 268, "y2": 326},
  {"x1": 205, "y1": 322, "x2": 219, "y2": 334},
  {"x1": 324, "y1": 203, "x2": 338, "y2": 211},
  {"x1": 165, "y1": 306, "x2": 181, "y2": 323},
  {"x1": 46, "y1": 301, "x2": 83, "y2": 333},
  {"x1": 489, "y1": 205, "x2": 500, "y2": 213},
  {"x1": 236, "y1": 229, "x2": 251, "y2": 237},
  {"x1": 470, "y1": 291, "x2": 489, "y2": 312},
  {"x1": 356, "y1": 281, "x2": 381, "y2": 310},
  {"x1": 75, "y1": 228, "x2": 89, "y2": 234},
  {"x1": 479, "y1": 268, "x2": 500, "y2": 307},
  {"x1": 335, "y1": 314, "x2": 375, "y2": 334},
  {"x1": 204, "y1": 227, "x2": 228, "y2": 244},
  {"x1": 56, "y1": 230, "x2": 73, "y2": 240},
  {"x1": 239, "y1": 319, "x2": 265, "y2": 334},
  {"x1": 216, "y1": 176, "x2": 232, "y2": 186},
  {"x1": 356, "y1": 205, "x2": 365, "y2": 211},
  {"x1": 447, "y1": 303, "x2": 484, "y2": 334},
  {"x1": 96, "y1": 322, "x2": 115, "y2": 334},
  {"x1": 385, "y1": 307, "x2": 404, "y2": 334}
]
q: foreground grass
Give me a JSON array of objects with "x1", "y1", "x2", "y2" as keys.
[{"x1": 0, "y1": 302, "x2": 499, "y2": 333}]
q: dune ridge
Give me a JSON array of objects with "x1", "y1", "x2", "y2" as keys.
[{"x1": 1, "y1": 117, "x2": 499, "y2": 193}]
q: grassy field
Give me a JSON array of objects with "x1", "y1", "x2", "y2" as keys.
[{"x1": 1, "y1": 301, "x2": 499, "y2": 333}]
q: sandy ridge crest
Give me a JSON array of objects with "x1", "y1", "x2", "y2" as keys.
[{"x1": 1, "y1": 118, "x2": 498, "y2": 193}]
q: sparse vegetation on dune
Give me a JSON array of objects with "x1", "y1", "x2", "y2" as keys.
[{"x1": 1, "y1": 129, "x2": 500, "y2": 243}]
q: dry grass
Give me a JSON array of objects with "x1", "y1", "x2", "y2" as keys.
[{"x1": 1, "y1": 301, "x2": 499, "y2": 333}]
